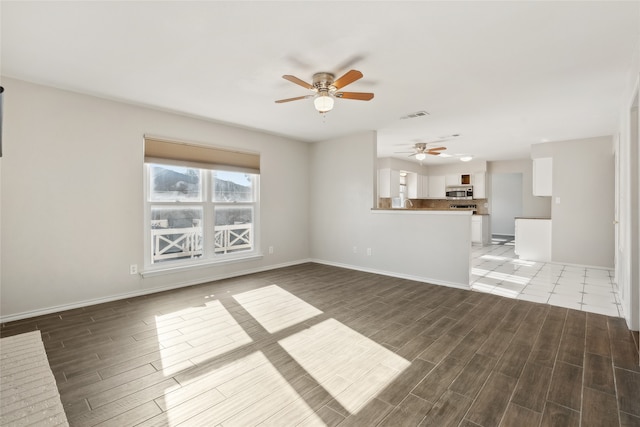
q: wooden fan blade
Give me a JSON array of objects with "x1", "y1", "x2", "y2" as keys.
[
  {"x1": 335, "y1": 92, "x2": 374, "y2": 101},
  {"x1": 428, "y1": 146, "x2": 446, "y2": 151},
  {"x1": 332, "y1": 70, "x2": 363, "y2": 89},
  {"x1": 275, "y1": 95, "x2": 312, "y2": 103},
  {"x1": 282, "y1": 75, "x2": 314, "y2": 90}
]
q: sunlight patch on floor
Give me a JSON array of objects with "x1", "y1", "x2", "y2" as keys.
[
  {"x1": 480, "y1": 254, "x2": 509, "y2": 262},
  {"x1": 278, "y1": 318, "x2": 410, "y2": 414},
  {"x1": 233, "y1": 284, "x2": 323, "y2": 333},
  {"x1": 489, "y1": 286, "x2": 521, "y2": 298},
  {"x1": 510, "y1": 258, "x2": 538, "y2": 267},
  {"x1": 485, "y1": 271, "x2": 531, "y2": 285},
  {"x1": 154, "y1": 299, "x2": 252, "y2": 376},
  {"x1": 471, "y1": 282, "x2": 498, "y2": 292},
  {"x1": 163, "y1": 351, "x2": 322, "y2": 426}
]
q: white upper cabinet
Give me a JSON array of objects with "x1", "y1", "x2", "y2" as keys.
[
  {"x1": 429, "y1": 175, "x2": 446, "y2": 198},
  {"x1": 445, "y1": 174, "x2": 460, "y2": 186},
  {"x1": 378, "y1": 169, "x2": 401, "y2": 198},
  {"x1": 446, "y1": 173, "x2": 473, "y2": 187},
  {"x1": 472, "y1": 172, "x2": 486, "y2": 199},
  {"x1": 408, "y1": 174, "x2": 430, "y2": 198},
  {"x1": 532, "y1": 157, "x2": 552, "y2": 196},
  {"x1": 407, "y1": 173, "x2": 419, "y2": 198},
  {"x1": 420, "y1": 175, "x2": 430, "y2": 198}
]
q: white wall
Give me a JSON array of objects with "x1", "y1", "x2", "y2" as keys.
[
  {"x1": 532, "y1": 136, "x2": 615, "y2": 268},
  {"x1": 491, "y1": 173, "x2": 523, "y2": 235},
  {"x1": 310, "y1": 131, "x2": 471, "y2": 288},
  {"x1": 0, "y1": 78, "x2": 310, "y2": 320}
]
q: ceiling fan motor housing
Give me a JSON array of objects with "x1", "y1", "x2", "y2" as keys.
[{"x1": 313, "y1": 72, "x2": 336, "y2": 92}]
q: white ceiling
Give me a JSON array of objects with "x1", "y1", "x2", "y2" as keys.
[{"x1": 2, "y1": 1, "x2": 639, "y2": 164}]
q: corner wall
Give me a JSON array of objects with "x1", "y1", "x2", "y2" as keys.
[{"x1": 0, "y1": 78, "x2": 310, "y2": 320}]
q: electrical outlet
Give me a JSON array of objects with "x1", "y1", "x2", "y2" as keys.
[
  {"x1": 268, "y1": 246, "x2": 274, "y2": 254},
  {"x1": 366, "y1": 248, "x2": 372, "y2": 256},
  {"x1": 129, "y1": 264, "x2": 138, "y2": 275}
]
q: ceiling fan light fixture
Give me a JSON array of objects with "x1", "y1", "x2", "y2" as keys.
[
  {"x1": 460, "y1": 156, "x2": 473, "y2": 162},
  {"x1": 313, "y1": 93, "x2": 334, "y2": 113},
  {"x1": 415, "y1": 153, "x2": 426, "y2": 161}
]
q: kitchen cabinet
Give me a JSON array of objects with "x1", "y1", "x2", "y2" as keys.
[
  {"x1": 472, "y1": 172, "x2": 486, "y2": 199},
  {"x1": 407, "y1": 173, "x2": 419, "y2": 198},
  {"x1": 420, "y1": 175, "x2": 429, "y2": 198},
  {"x1": 445, "y1": 174, "x2": 460, "y2": 186},
  {"x1": 471, "y1": 215, "x2": 490, "y2": 245},
  {"x1": 378, "y1": 169, "x2": 400, "y2": 198},
  {"x1": 445, "y1": 173, "x2": 472, "y2": 186},
  {"x1": 428, "y1": 175, "x2": 446, "y2": 198},
  {"x1": 533, "y1": 157, "x2": 552, "y2": 196},
  {"x1": 409, "y1": 174, "x2": 430, "y2": 198},
  {"x1": 515, "y1": 218, "x2": 551, "y2": 261}
]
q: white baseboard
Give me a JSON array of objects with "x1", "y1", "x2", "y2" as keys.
[
  {"x1": 0, "y1": 259, "x2": 312, "y2": 323},
  {"x1": 309, "y1": 258, "x2": 470, "y2": 291},
  {"x1": 2, "y1": 257, "x2": 471, "y2": 323}
]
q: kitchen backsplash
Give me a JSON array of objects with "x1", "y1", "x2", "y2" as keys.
[{"x1": 378, "y1": 198, "x2": 489, "y2": 214}]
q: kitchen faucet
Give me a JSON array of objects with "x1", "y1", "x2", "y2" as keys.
[{"x1": 404, "y1": 199, "x2": 414, "y2": 208}]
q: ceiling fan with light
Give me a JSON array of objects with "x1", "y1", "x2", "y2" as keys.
[
  {"x1": 275, "y1": 70, "x2": 374, "y2": 114},
  {"x1": 395, "y1": 142, "x2": 447, "y2": 160}
]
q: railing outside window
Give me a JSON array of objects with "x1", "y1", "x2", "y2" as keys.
[{"x1": 214, "y1": 223, "x2": 253, "y2": 254}]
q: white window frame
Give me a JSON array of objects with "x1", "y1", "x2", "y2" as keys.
[{"x1": 143, "y1": 163, "x2": 261, "y2": 274}]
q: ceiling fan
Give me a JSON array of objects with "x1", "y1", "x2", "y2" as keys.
[
  {"x1": 275, "y1": 69, "x2": 374, "y2": 114},
  {"x1": 395, "y1": 142, "x2": 447, "y2": 160}
]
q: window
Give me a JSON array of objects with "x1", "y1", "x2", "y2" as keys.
[{"x1": 144, "y1": 138, "x2": 260, "y2": 270}]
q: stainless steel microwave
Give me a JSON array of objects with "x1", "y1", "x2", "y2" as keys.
[{"x1": 446, "y1": 186, "x2": 473, "y2": 200}]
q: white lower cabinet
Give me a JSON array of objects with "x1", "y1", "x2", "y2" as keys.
[
  {"x1": 471, "y1": 215, "x2": 490, "y2": 245},
  {"x1": 515, "y1": 218, "x2": 551, "y2": 261}
]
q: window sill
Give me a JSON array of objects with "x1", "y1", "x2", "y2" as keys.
[{"x1": 141, "y1": 253, "x2": 264, "y2": 278}]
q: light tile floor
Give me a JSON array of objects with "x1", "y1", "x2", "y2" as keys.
[{"x1": 471, "y1": 235, "x2": 622, "y2": 317}]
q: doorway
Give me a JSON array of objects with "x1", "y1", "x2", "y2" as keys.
[{"x1": 491, "y1": 173, "x2": 523, "y2": 241}]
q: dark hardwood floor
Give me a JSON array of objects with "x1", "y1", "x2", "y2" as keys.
[{"x1": 2, "y1": 263, "x2": 639, "y2": 426}]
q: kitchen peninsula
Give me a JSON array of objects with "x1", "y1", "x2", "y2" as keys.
[{"x1": 375, "y1": 198, "x2": 491, "y2": 245}]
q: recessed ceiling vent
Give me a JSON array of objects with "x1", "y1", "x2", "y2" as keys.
[{"x1": 401, "y1": 110, "x2": 430, "y2": 119}]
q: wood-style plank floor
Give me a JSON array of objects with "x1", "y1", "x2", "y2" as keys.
[{"x1": 2, "y1": 263, "x2": 639, "y2": 427}]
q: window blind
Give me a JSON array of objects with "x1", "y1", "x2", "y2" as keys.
[{"x1": 144, "y1": 137, "x2": 260, "y2": 174}]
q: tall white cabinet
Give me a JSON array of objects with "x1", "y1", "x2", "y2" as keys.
[{"x1": 472, "y1": 172, "x2": 486, "y2": 198}]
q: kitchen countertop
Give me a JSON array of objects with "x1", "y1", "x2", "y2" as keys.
[
  {"x1": 371, "y1": 208, "x2": 473, "y2": 215},
  {"x1": 515, "y1": 217, "x2": 551, "y2": 220},
  {"x1": 373, "y1": 208, "x2": 488, "y2": 215}
]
